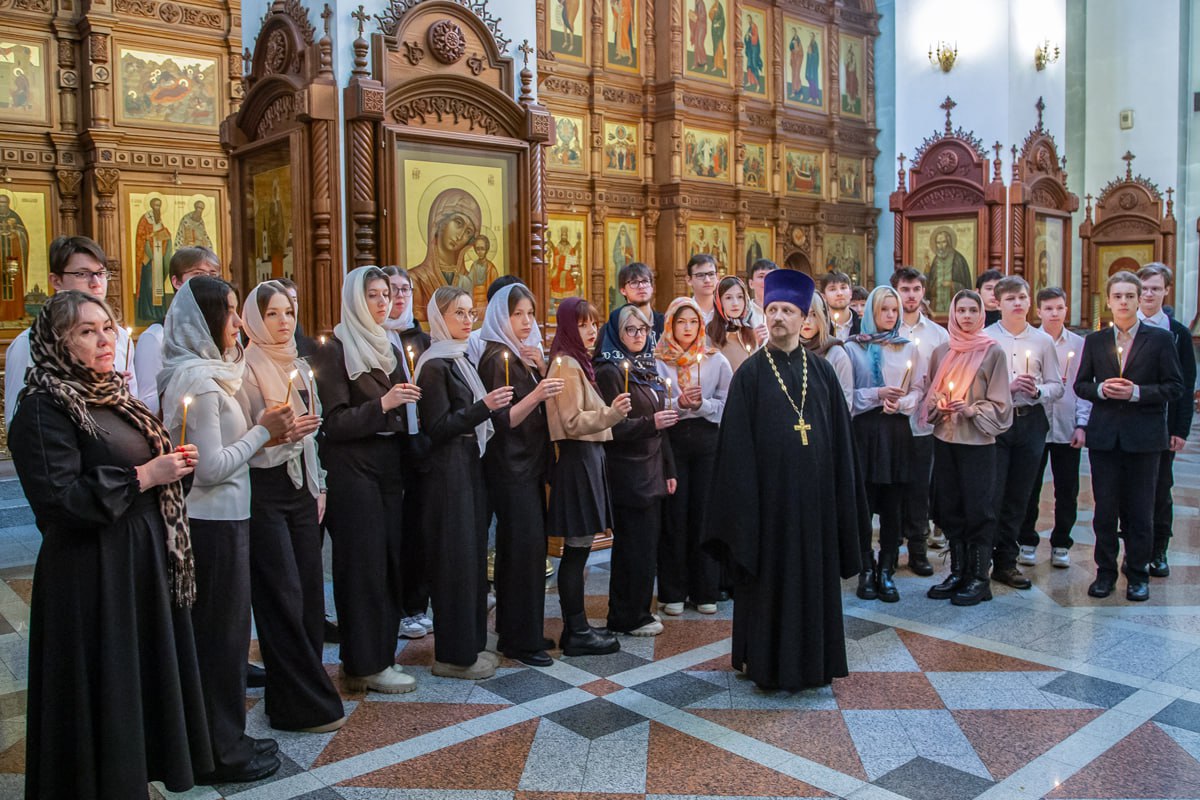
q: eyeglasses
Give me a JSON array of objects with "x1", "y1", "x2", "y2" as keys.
[
  {"x1": 623, "y1": 325, "x2": 650, "y2": 337},
  {"x1": 692, "y1": 271, "x2": 718, "y2": 281},
  {"x1": 62, "y1": 269, "x2": 109, "y2": 282},
  {"x1": 625, "y1": 279, "x2": 653, "y2": 289},
  {"x1": 452, "y1": 309, "x2": 478, "y2": 322},
  {"x1": 394, "y1": 286, "x2": 413, "y2": 295}
]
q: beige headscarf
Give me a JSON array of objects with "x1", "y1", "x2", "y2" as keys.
[
  {"x1": 242, "y1": 281, "x2": 306, "y2": 412},
  {"x1": 333, "y1": 266, "x2": 398, "y2": 380}
]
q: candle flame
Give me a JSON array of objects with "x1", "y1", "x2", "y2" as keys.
[
  {"x1": 183, "y1": 395, "x2": 193, "y2": 407},
  {"x1": 125, "y1": 326, "x2": 133, "y2": 336},
  {"x1": 556, "y1": 356, "x2": 562, "y2": 366},
  {"x1": 906, "y1": 360, "x2": 913, "y2": 369},
  {"x1": 308, "y1": 369, "x2": 314, "y2": 379},
  {"x1": 1118, "y1": 346, "x2": 1124, "y2": 356},
  {"x1": 1025, "y1": 349, "x2": 1032, "y2": 358},
  {"x1": 503, "y1": 350, "x2": 509, "y2": 360},
  {"x1": 948, "y1": 381, "x2": 955, "y2": 392},
  {"x1": 407, "y1": 345, "x2": 414, "y2": 354},
  {"x1": 914, "y1": 337, "x2": 921, "y2": 347},
  {"x1": 623, "y1": 360, "x2": 630, "y2": 370},
  {"x1": 319, "y1": 335, "x2": 327, "y2": 345},
  {"x1": 288, "y1": 369, "x2": 299, "y2": 380}
]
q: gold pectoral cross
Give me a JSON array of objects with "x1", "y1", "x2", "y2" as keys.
[{"x1": 794, "y1": 416, "x2": 811, "y2": 445}]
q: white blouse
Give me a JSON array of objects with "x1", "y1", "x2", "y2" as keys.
[
  {"x1": 845, "y1": 339, "x2": 926, "y2": 418},
  {"x1": 654, "y1": 351, "x2": 732, "y2": 424}
]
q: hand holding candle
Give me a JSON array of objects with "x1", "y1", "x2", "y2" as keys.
[
  {"x1": 503, "y1": 350, "x2": 510, "y2": 386},
  {"x1": 180, "y1": 395, "x2": 194, "y2": 446},
  {"x1": 307, "y1": 369, "x2": 316, "y2": 416},
  {"x1": 623, "y1": 360, "x2": 630, "y2": 393},
  {"x1": 1063, "y1": 350, "x2": 1075, "y2": 382},
  {"x1": 1025, "y1": 349, "x2": 1032, "y2": 375},
  {"x1": 1117, "y1": 346, "x2": 1124, "y2": 377},
  {"x1": 284, "y1": 369, "x2": 299, "y2": 407},
  {"x1": 665, "y1": 377, "x2": 673, "y2": 409},
  {"x1": 406, "y1": 345, "x2": 416, "y2": 376},
  {"x1": 900, "y1": 359, "x2": 913, "y2": 392}
]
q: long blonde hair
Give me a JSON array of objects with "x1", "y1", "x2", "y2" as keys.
[{"x1": 802, "y1": 293, "x2": 839, "y2": 354}]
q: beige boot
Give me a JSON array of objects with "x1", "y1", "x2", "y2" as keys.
[
  {"x1": 432, "y1": 655, "x2": 496, "y2": 680},
  {"x1": 341, "y1": 664, "x2": 417, "y2": 694}
]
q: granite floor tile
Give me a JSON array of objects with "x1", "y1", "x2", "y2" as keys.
[
  {"x1": 1039, "y1": 671, "x2": 1140, "y2": 708},
  {"x1": 478, "y1": 670, "x2": 574, "y2": 705},
  {"x1": 1085, "y1": 633, "x2": 1198, "y2": 679},
  {"x1": 1045, "y1": 721, "x2": 1200, "y2": 798},
  {"x1": 579, "y1": 678, "x2": 624, "y2": 697},
  {"x1": 213, "y1": 750, "x2": 307, "y2": 797},
  {"x1": 691, "y1": 708, "x2": 868, "y2": 780},
  {"x1": 580, "y1": 738, "x2": 649, "y2": 793},
  {"x1": 952, "y1": 709, "x2": 1104, "y2": 780},
  {"x1": 832, "y1": 671, "x2": 944, "y2": 709},
  {"x1": 544, "y1": 697, "x2": 648, "y2": 740},
  {"x1": 517, "y1": 719, "x2": 590, "y2": 793},
  {"x1": 1153, "y1": 698, "x2": 1200, "y2": 734},
  {"x1": 630, "y1": 671, "x2": 724, "y2": 708},
  {"x1": 313, "y1": 701, "x2": 504, "y2": 767},
  {"x1": 843, "y1": 617, "x2": 890, "y2": 641},
  {"x1": 872, "y1": 756, "x2": 994, "y2": 800},
  {"x1": 1160, "y1": 721, "x2": 1200, "y2": 763},
  {"x1": 1157, "y1": 650, "x2": 1200, "y2": 691},
  {"x1": 652, "y1": 619, "x2": 733, "y2": 660},
  {"x1": 722, "y1": 674, "x2": 839, "y2": 710},
  {"x1": 560, "y1": 650, "x2": 650, "y2": 678},
  {"x1": 854, "y1": 628, "x2": 921, "y2": 672},
  {"x1": 897, "y1": 630, "x2": 1051, "y2": 672},
  {"x1": 291, "y1": 788, "x2": 352, "y2": 800},
  {"x1": 926, "y1": 671, "x2": 1061, "y2": 710}
]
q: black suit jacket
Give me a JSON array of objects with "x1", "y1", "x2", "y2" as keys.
[
  {"x1": 1074, "y1": 325, "x2": 1184, "y2": 453},
  {"x1": 827, "y1": 307, "x2": 862, "y2": 339},
  {"x1": 1163, "y1": 316, "x2": 1196, "y2": 439}
]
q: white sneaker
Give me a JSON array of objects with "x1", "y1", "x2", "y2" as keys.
[
  {"x1": 696, "y1": 603, "x2": 718, "y2": 615},
  {"x1": 629, "y1": 619, "x2": 664, "y2": 636},
  {"x1": 661, "y1": 602, "x2": 685, "y2": 616},
  {"x1": 928, "y1": 527, "x2": 948, "y2": 549},
  {"x1": 342, "y1": 665, "x2": 417, "y2": 694},
  {"x1": 1051, "y1": 547, "x2": 1070, "y2": 568},
  {"x1": 1017, "y1": 545, "x2": 1037, "y2": 566},
  {"x1": 415, "y1": 612, "x2": 434, "y2": 632},
  {"x1": 400, "y1": 617, "x2": 427, "y2": 639}
]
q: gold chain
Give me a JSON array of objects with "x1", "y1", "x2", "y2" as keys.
[{"x1": 764, "y1": 346, "x2": 811, "y2": 443}]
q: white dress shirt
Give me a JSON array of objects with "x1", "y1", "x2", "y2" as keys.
[
  {"x1": 832, "y1": 310, "x2": 854, "y2": 342},
  {"x1": 133, "y1": 323, "x2": 164, "y2": 415},
  {"x1": 1098, "y1": 320, "x2": 1143, "y2": 402},
  {"x1": 983, "y1": 321, "x2": 1064, "y2": 409},
  {"x1": 899, "y1": 314, "x2": 949, "y2": 436},
  {"x1": 1138, "y1": 308, "x2": 1170, "y2": 331},
  {"x1": 845, "y1": 340, "x2": 926, "y2": 418},
  {"x1": 1039, "y1": 325, "x2": 1091, "y2": 443},
  {"x1": 5, "y1": 326, "x2": 138, "y2": 427},
  {"x1": 655, "y1": 351, "x2": 732, "y2": 424}
]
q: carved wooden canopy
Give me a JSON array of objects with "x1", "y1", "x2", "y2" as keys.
[
  {"x1": 344, "y1": 0, "x2": 551, "y2": 323},
  {"x1": 1009, "y1": 97, "x2": 1079, "y2": 317},
  {"x1": 222, "y1": 0, "x2": 342, "y2": 335},
  {"x1": 1079, "y1": 151, "x2": 1176, "y2": 328},
  {"x1": 890, "y1": 96, "x2": 1006, "y2": 320}
]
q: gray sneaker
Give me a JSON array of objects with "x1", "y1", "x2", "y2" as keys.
[
  {"x1": 1051, "y1": 547, "x2": 1070, "y2": 568},
  {"x1": 1017, "y1": 545, "x2": 1037, "y2": 566},
  {"x1": 928, "y1": 527, "x2": 948, "y2": 550},
  {"x1": 400, "y1": 617, "x2": 427, "y2": 639}
]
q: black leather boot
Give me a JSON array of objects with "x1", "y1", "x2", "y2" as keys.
[
  {"x1": 876, "y1": 550, "x2": 900, "y2": 603},
  {"x1": 560, "y1": 613, "x2": 620, "y2": 656},
  {"x1": 952, "y1": 544, "x2": 993, "y2": 606},
  {"x1": 907, "y1": 536, "x2": 934, "y2": 576},
  {"x1": 856, "y1": 551, "x2": 878, "y2": 600},
  {"x1": 1149, "y1": 545, "x2": 1170, "y2": 578},
  {"x1": 927, "y1": 539, "x2": 966, "y2": 599}
]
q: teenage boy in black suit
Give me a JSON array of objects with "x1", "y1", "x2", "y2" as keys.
[
  {"x1": 1136, "y1": 263, "x2": 1197, "y2": 577},
  {"x1": 1074, "y1": 271, "x2": 1184, "y2": 602}
]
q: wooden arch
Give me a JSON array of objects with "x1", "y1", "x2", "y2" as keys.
[
  {"x1": 1009, "y1": 97, "x2": 1078, "y2": 318},
  {"x1": 344, "y1": 0, "x2": 551, "y2": 324},
  {"x1": 890, "y1": 96, "x2": 1006, "y2": 321},
  {"x1": 222, "y1": 0, "x2": 343, "y2": 336},
  {"x1": 1078, "y1": 152, "x2": 1176, "y2": 329}
]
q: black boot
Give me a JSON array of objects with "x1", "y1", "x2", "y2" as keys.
[
  {"x1": 560, "y1": 613, "x2": 620, "y2": 656},
  {"x1": 906, "y1": 536, "x2": 934, "y2": 576},
  {"x1": 876, "y1": 550, "x2": 900, "y2": 603},
  {"x1": 1149, "y1": 545, "x2": 1170, "y2": 578},
  {"x1": 927, "y1": 539, "x2": 966, "y2": 599},
  {"x1": 952, "y1": 544, "x2": 993, "y2": 606},
  {"x1": 856, "y1": 551, "x2": 878, "y2": 600}
]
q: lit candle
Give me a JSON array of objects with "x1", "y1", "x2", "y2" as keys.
[
  {"x1": 307, "y1": 369, "x2": 316, "y2": 416},
  {"x1": 665, "y1": 377, "x2": 673, "y2": 409},
  {"x1": 319, "y1": 335, "x2": 327, "y2": 347},
  {"x1": 180, "y1": 395, "x2": 193, "y2": 446},
  {"x1": 123, "y1": 326, "x2": 133, "y2": 372},
  {"x1": 503, "y1": 350, "x2": 510, "y2": 386},
  {"x1": 1025, "y1": 349, "x2": 1032, "y2": 374},
  {"x1": 406, "y1": 345, "x2": 416, "y2": 376},
  {"x1": 697, "y1": 353, "x2": 704, "y2": 392},
  {"x1": 284, "y1": 368, "x2": 299, "y2": 406},
  {"x1": 1117, "y1": 346, "x2": 1124, "y2": 376},
  {"x1": 555, "y1": 356, "x2": 563, "y2": 379},
  {"x1": 1063, "y1": 350, "x2": 1075, "y2": 382},
  {"x1": 947, "y1": 380, "x2": 955, "y2": 398},
  {"x1": 900, "y1": 359, "x2": 913, "y2": 392},
  {"x1": 623, "y1": 360, "x2": 630, "y2": 393}
]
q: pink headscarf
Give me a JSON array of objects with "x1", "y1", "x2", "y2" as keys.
[{"x1": 924, "y1": 290, "x2": 995, "y2": 408}]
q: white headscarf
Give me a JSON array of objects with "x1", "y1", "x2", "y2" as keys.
[
  {"x1": 414, "y1": 293, "x2": 493, "y2": 455},
  {"x1": 382, "y1": 297, "x2": 414, "y2": 333},
  {"x1": 158, "y1": 278, "x2": 246, "y2": 432},
  {"x1": 479, "y1": 283, "x2": 527, "y2": 357},
  {"x1": 334, "y1": 266, "x2": 397, "y2": 380},
  {"x1": 242, "y1": 281, "x2": 305, "y2": 413},
  {"x1": 467, "y1": 283, "x2": 543, "y2": 364}
]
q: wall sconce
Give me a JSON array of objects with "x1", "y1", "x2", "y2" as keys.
[
  {"x1": 1034, "y1": 40, "x2": 1060, "y2": 71},
  {"x1": 928, "y1": 41, "x2": 957, "y2": 73}
]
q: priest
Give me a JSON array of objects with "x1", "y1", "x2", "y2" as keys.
[{"x1": 703, "y1": 268, "x2": 868, "y2": 690}]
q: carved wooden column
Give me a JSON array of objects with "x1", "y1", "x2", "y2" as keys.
[
  {"x1": 56, "y1": 35, "x2": 80, "y2": 133},
  {"x1": 591, "y1": 204, "x2": 607, "y2": 309},
  {"x1": 890, "y1": 155, "x2": 906, "y2": 269},
  {"x1": 734, "y1": 212, "x2": 749, "y2": 276},
  {"x1": 309, "y1": 5, "x2": 340, "y2": 333},
  {"x1": 56, "y1": 169, "x2": 83, "y2": 235},
  {"x1": 1009, "y1": 144, "x2": 1026, "y2": 278},
  {"x1": 519, "y1": 40, "x2": 552, "y2": 315},
  {"x1": 84, "y1": 29, "x2": 113, "y2": 129},
  {"x1": 986, "y1": 143, "x2": 1006, "y2": 271},
  {"x1": 644, "y1": 208, "x2": 660, "y2": 276},
  {"x1": 672, "y1": 208, "x2": 690, "y2": 298},
  {"x1": 344, "y1": 7, "x2": 384, "y2": 266},
  {"x1": 93, "y1": 166, "x2": 122, "y2": 319}
]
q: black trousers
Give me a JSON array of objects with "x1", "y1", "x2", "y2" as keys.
[
  {"x1": 1153, "y1": 450, "x2": 1176, "y2": 551},
  {"x1": 900, "y1": 435, "x2": 935, "y2": 543},
  {"x1": 933, "y1": 440, "x2": 997, "y2": 549},
  {"x1": 991, "y1": 408, "x2": 1049, "y2": 569},
  {"x1": 866, "y1": 483, "x2": 905, "y2": 553},
  {"x1": 660, "y1": 420, "x2": 721, "y2": 605},
  {"x1": 609, "y1": 500, "x2": 662, "y2": 632},
  {"x1": 400, "y1": 464, "x2": 430, "y2": 617},
  {"x1": 249, "y1": 466, "x2": 343, "y2": 730},
  {"x1": 490, "y1": 478, "x2": 548, "y2": 653},
  {"x1": 1019, "y1": 443, "x2": 1081, "y2": 549},
  {"x1": 324, "y1": 457, "x2": 405, "y2": 677},
  {"x1": 1090, "y1": 448, "x2": 1159, "y2": 584},
  {"x1": 190, "y1": 518, "x2": 255, "y2": 771}
]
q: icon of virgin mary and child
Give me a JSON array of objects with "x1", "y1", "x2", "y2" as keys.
[{"x1": 409, "y1": 188, "x2": 499, "y2": 322}]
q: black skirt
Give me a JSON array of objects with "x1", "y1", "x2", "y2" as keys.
[
  {"x1": 548, "y1": 440, "x2": 612, "y2": 541},
  {"x1": 853, "y1": 407, "x2": 916, "y2": 485}
]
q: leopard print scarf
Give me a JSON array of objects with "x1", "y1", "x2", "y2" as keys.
[{"x1": 19, "y1": 298, "x2": 196, "y2": 607}]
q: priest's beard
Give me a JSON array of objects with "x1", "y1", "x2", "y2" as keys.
[{"x1": 769, "y1": 328, "x2": 801, "y2": 352}]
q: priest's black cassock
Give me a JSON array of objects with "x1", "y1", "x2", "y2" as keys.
[{"x1": 703, "y1": 344, "x2": 868, "y2": 690}]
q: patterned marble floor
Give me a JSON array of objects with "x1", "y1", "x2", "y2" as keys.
[{"x1": 0, "y1": 432, "x2": 1198, "y2": 800}]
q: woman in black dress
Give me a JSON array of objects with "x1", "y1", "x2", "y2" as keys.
[
  {"x1": 546, "y1": 297, "x2": 631, "y2": 655},
  {"x1": 415, "y1": 286, "x2": 513, "y2": 679},
  {"x1": 595, "y1": 305, "x2": 678, "y2": 636},
  {"x1": 476, "y1": 284, "x2": 564, "y2": 666},
  {"x1": 241, "y1": 281, "x2": 345, "y2": 732},
  {"x1": 381, "y1": 265, "x2": 435, "y2": 639},
  {"x1": 10, "y1": 291, "x2": 212, "y2": 798},
  {"x1": 313, "y1": 266, "x2": 422, "y2": 693}
]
